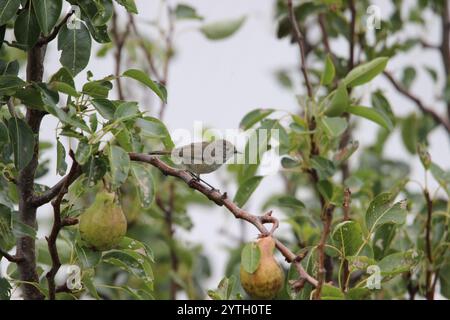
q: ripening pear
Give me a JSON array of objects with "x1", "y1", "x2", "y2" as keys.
[
  {"x1": 79, "y1": 190, "x2": 127, "y2": 251},
  {"x1": 240, "y1": 236, "x2": 284, "y2": 299}
]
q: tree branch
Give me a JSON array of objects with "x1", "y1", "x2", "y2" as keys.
[
  {"x1": 37, "y1": 12, "x2": 74, "y2": 46},
  {"x1": 128, "y1": 153, "x2": 318, "y2": 287},
  {"x1": 286, "y1": 0, "x2": 313, "y2": 98},
  {"x1": 313, "y1": 204, "x2": 335, "y2": 299},
  {"x1": 46, "y1": 152, "x2": 81, "y2": 300},
  {"x1": 383, "y1": 71, "x2": 450, "y2": 134},
  {"x1": 0, "y1": 247, "x2": 23, "y2": 263}
]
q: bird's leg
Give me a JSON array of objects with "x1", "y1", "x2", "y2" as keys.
[{"x1": 188, "y1": 171, "x2": 219, "y2": 192}]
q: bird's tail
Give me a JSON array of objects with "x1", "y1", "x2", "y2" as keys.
[{"x1": 148, "y1": 150, "x2": 171, "y2": 156}]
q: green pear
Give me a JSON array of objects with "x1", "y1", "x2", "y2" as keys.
[
  {"x1": 79, "y1": 191, "x2": 127, "y2": 251},
  {"x1": 240, "y1": 236, "x2": 284, "y2": 299}
]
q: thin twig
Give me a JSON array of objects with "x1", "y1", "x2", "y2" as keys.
[
  {"x1": 37, "y1": 12, "x2": 74, "y2": 46},
  {"x1": 286, "y1": 0, "x2": 313, "y2": 98},
  {"x1": 128, "y1": 152, "x2": 318, "y2": 287},
  {"x1": 313, "y1": 204, "x2": 335, "y2": 299},
  {"x1": 46, "y1": 151, "x2": 81, "y2": 300},
  {"x1": 423, "y1": 189, "x2": 434, "y2": 300},
  {"x1": 112, "y1": 10, "x2": 132, "y2": 100},
  {"x1": 0, "y1": 247, "x2": 23, "y2": 263},
  {"x1": 383, "y1": 71, "x2": 450, "y2": 134}
]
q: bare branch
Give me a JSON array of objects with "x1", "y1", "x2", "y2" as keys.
[
  {"x1": 46, "y1": 151, "x2": 81, "y2": 300},
  {"x1": 313, "y1": 204, "x2": 335, "y2": 299},
  {"x1": 286, "y1": 0, "x2": 313, "y2": 98},
  {"x1": 383, "y1": 71, "x2": 450, "y2": 134},
  {"x1": 0, "y1": 247, "x2": 23, "y2": 263},
  {"x1": 129, "y1": 152, "x2": 318, "y2": 287}
]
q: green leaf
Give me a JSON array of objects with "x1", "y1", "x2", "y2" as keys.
[
  {"x1": 0, "y1": 75, "x2": 25, "y2": 95},
  {"x1": 430, "y1": 162, "x2": 450, "y2": 195},
  {"x1": 114, "y1": 101, "x2": 139, "y2": 121},
  {"x1": 310, "y1": 156, "x2": 336, "y2": 180},
  {"x1": 348, "y1": 106, "x2": 393, "y2": 131},
  {"x1": 175, "y1": 3, "x2": 203, "y2": 20},
  {"x1": 103, "y1": 249, "x2": 153, "y2": 285},
  {"x1": 439, "y1": 263, "x2": 450, "y2": 299},
  {"x1": 14, "y1": 1, "x2": 40, "y2": 48},
  {"x1": 75, "y1": 140, "x2": 91, "y2": 165},
  {"x1": 200, "y1": 16, "x2": 246, "y2": 40},
  {"x1": 320, "y1": 117, "x2": 348, "y2": 137},
  {"x1": 275, "y1": 195, "x2": 305, "y2": 209},
  {"x1": 0, "y1": 121, "x2": 8, "y2": 145},
  {"x1": 0, "y1": 0, "x2": 20, "y2": 25},
  {"x1": 130, "y1": 162, "x2": 155, "y2": 208},
  {"x1": 346, "y1": 287, "x2": 371, "y2": 300},
  {"x1": 325, "y1": 83, "x2": 348, "y2": 117},
  {"x1": 319, "y1": 284, "x2": 345, "y2": 300},
  {"x1": 233, "y1": 176, "x2": 263, "y2": 207},
  {"x1": 401, "y1": 66, "x2": 416, "y2": 90},
  {"x1": 33, "y1": 0, "x2": 62, "y2": 35},
  {"x1": 114, "y1": 0, "x2": 138, "y2": 14},
  {"x1": 58, "y1": 22, "x2": 92, "y2": 76},
  {"x1": 75, "y1": 243, "x2": 102, "y2": 268},
  {"x1": 123, "y1": 69, "x2": 167, "y2": 103},
  {"x1": 0, "y1": 277, "x2": 12, "y2": 300},
  {"x1": 401, "y1": 114, "x2": 417, "y2": 154},
  {"x1": 332, "y1": 221, "x2": 364, "y2": 257},
  {"x1": 49, "y1": 81, "x2": 80, "y2": 97},
  {"x1": 239, "y1": 108, "x2": 274, "y2": 130},
  {"x1": 82, "y1": 80, "x2": 112, "y2": 98},
  {"x1": 343, "y1": 57, "x2": 389, "y2": 87},
  {"x1": 280, "y1": 156, "x2": 300, "y2": 169},
  {"x1": 91, "y1": 98, "x2": 116, "y2": 120},
  {"x1": 50, "y1": 67, "x2": 76, "y2": 88},
  {"x1": 321, "y1": 54, "x2": 335, "y2": 85},
  {"x1": 8, "y1": 118, "x2": 35, "y2": 170},
  {"x1": 108, "y1": 145, "x2": 130, "y2": 188},
  {"x1": 208, "y1": 276, "x2": 238, "y2": 300},
  {"x1": 56, "y1": 139, "x2": 67, "y2": 176},
  {"x1": 241, "y1": 242, "x2": 261, "y2": 274},
  {"x1": 378, "y1": 250, "x2": 420, "y2": 276},
  {"x1": 135, "y1": 117, "x2": 174, "y2": 149},
  {"x1": 365, "y1": 193, "x2": 407, "y2": 233}
]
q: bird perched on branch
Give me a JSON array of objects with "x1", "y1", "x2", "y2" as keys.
[{"x1": 148, "y1": 139, "x2": 240, "y2": 188}]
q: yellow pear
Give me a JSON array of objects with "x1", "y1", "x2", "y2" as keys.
[
  {"x1": 79, "y1": 190, "x2": 127, "y2": 251},
  {"x1": 240, "y1": 236, "x2": 284, "y2": 299}
]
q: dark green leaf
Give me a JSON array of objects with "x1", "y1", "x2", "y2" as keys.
[
  {"x1": 56, "y1": 139, "x2": 67, "y2": 176},
  {"x1": 0, "y1": 75, "x2": 25, "y2": 95},
  {"x1": 14, "y1": 2, "x2": 40, "y2": 48},
  {"x1": 0, "y1": 0, "x2": 21, "y2": 25},
  {"x1": 75, "y1": 243, "x2": 102, "y2": 268},
  {"x1": 58, "y1": 22, "x2": 92, "y2": 76},
  {"x1": 332, "y1": 221, "x2": 364, "y2": 257},
  {"x1": 91, "y1": 98, "x2": 116, "y2": 120},
  {"x1": 8, "y1": 118, "x2": 35, "y2": 170},
  {"x1": 33, "y1": 0, "x2": 62, "y2": 35}
]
